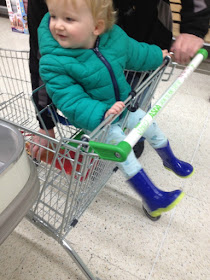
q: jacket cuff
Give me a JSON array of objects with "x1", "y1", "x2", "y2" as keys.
[{"x1": 180, "y1": 10, "x2": 210, "y2": 39}]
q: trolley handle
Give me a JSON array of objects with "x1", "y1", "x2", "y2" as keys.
[{"x1": 89, "y1": 48, "x2": 208, "y2": 162}]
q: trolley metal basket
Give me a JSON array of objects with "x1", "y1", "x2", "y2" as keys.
[{"x1": 0, "y1": 48, "x2": 173, "y2": 280}]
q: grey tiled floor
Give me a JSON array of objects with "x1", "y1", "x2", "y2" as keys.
[{"x1": 0, "y1": 16, "x2": 210, "y2": 280}]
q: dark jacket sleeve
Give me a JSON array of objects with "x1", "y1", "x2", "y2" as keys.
[
  {"x1": 180, "y1": 0, "x2": 210, "y2": 38},
  {"x1": 28, "y1": 0, "x2": 55, "y2": 129},
  {"x1": 113, "y1": 0, "x2": 209, "y2": 49}
]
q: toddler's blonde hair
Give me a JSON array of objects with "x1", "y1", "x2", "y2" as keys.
[
  {"x1": 47, "y1": 0, "x2": 116, "y2": 32},
  {"x1": 85, "y1": 0, "x2": 117, "y2": 31}
]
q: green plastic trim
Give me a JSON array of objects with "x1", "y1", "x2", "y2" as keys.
[
  {"x1": 197, "y1": 48, "x2": 208, "y2": 60},
  {"x1": 60, "y1": 130, "x2": 84, "y2": 150},
  {"x1": 89, "y1": 140, "x2": 132, "y2": 162}
]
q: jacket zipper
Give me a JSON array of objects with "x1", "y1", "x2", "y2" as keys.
[{"x1": 93, "y1": 38, "x2": 120, "y2": 102}]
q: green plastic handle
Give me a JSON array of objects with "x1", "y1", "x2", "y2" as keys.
[
  {"x1": 197, "y1": 48, "x2": 208, "y2": 60},
  {"x1": 89, "y1": 141, "x2": 132, "y2": 162}
]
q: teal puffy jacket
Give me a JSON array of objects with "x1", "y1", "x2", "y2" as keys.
[{"x1": 38, "y1": 13, "x2": 163, "y2": 131}]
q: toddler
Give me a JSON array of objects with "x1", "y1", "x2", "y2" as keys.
[{"x1": 38, "y1": 0, "x2": 193, "y2": 219}]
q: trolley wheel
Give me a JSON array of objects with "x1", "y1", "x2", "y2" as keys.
[{"x1": 142, "y1": 206, "x2": 161, "y2": 221}]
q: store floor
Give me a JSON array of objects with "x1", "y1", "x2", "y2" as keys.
[{"x1": 0, "y1": 16, "x2": 210, "y2": 280}]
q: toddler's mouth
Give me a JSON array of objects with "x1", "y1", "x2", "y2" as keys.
[{"x1": 58, "y1": 34, "x2": 67, "y2": 39}]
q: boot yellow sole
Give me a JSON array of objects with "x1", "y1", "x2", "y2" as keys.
[
  {"x1": 149, "y1": 191, "x2": 185, "y2": 217},
  {"x1": 164, "y1": 166, "x2": 194, "y2": 179}
]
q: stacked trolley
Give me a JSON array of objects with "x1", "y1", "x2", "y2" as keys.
[{"x1": 0, "y1": 47, "x2": 207, "y2": 280}]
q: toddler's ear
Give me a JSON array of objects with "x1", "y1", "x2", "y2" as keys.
[{"x1": 94, "y1": 19, "x2": 105, "y2": 36}]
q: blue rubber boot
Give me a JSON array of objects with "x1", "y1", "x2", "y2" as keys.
[
  {"x1": 128, "y1": 169, "x2": 184, "y2": 218},
  {"x1": 155, "y1": 141, "x2": 194, "y2": 178}
]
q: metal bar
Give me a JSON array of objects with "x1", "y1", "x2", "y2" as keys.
[{"x1": 61, "y1": 239, "x2": 100, "y2": 280}]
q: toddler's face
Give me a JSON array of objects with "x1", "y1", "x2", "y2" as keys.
[{"x1": 47, "y1": 0, "x2": 98, "y2": 49}]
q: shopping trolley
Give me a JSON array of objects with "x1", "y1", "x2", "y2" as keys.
[{"x1": 0, "y1": 48, "x2": 207, "y2": 280}]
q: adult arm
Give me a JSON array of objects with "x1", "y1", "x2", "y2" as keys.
[
  {"x1": 28, "y1": 0, "x2": 55, "y2": 159},
  {"x1": 171, "y1": 0, "x2": 210, "y2": 64}
]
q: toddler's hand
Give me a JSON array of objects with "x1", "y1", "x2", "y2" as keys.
[
  {"x1": 162, "y1": 49, "x2": 170, "y2": 59},
  {"x1": 105, "y1": 101, "x2": 125, "y2": 119}
]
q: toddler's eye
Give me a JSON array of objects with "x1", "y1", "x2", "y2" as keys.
[
  {"x1": 66, "y1": 17, "x2": 73, "y2": 22},
  {"x1": 51, "y1": 15, "x2": 56, "y2": 20}
]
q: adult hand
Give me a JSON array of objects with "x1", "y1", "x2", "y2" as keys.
[
  {"x1": 170, "y1": 33, "x2": 204, "y2": 65},
  {"x1": 30, "y1": 128, "x2": 55, "y2": 160}
]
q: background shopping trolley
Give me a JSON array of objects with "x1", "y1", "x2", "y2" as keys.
[{"x1": 0, "y1": 48, "x2": 207, "y2": 280}]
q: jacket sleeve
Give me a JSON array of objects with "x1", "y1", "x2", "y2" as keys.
[
  {"x1": 124, "y1": 35, "x2": 163, "y2": 72},
  {"x1": 39, "y1": 56, "x2": 110, "y2": 132},
  {"x1": 180, "y1": 0, "x2": 210, "y2": 38}
]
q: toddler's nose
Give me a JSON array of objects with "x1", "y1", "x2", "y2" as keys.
[{"x1": 55, "y1": 19, "x2": 64, "y2": 30}]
